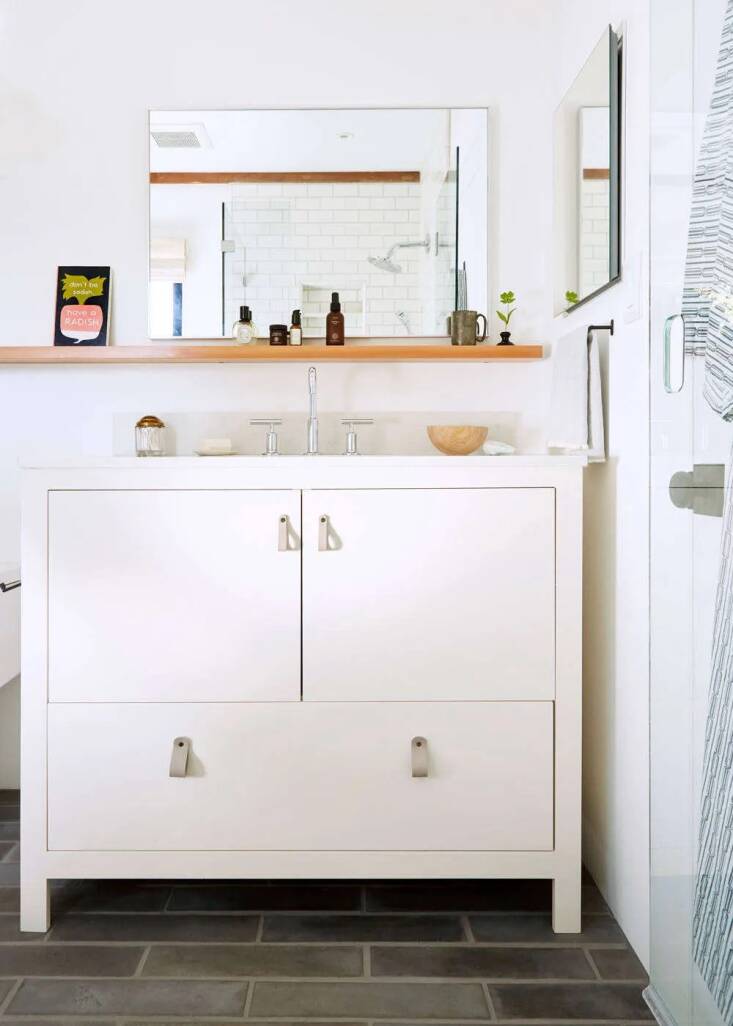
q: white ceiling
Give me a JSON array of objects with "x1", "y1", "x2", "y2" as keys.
[{"x1": 149, "y1": 108, "x2": 484, "y2": 172}]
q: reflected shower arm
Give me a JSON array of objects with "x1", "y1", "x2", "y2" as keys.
[{"x1": 385, "y1": 234, "x2": 431, "y2": 260}]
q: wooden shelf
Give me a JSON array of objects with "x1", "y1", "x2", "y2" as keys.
[{"x1": 0, "y1": 344, "x2": 543, "y2": 365}]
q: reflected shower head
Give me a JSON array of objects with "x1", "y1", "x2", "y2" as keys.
[
  {"x1": 367, "y1": 233, "x2": 431, "y2": 274},
  {"x1": 368, "y1": 254, "x2": 402, "y2": 274}
]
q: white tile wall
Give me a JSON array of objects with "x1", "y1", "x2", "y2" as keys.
[
  {"x1": 579, "y1": 178, "x2": 610, "y2": 297},
  {"x1": 225, "y1": 182, "x2": 428, "y2": 337}
]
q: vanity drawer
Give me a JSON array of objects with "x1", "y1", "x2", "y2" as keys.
[{"x1": 47, "y1": 702, "x2": 554, "y2": 852}]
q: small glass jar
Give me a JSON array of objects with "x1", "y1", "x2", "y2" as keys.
[
  {"x1": 269, "y1": 323, "x2": 289, "y2": 346},
  {"x1": 135, "y1": 415, "x2": 166, "y2": 457}
]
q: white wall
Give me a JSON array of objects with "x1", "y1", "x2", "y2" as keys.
[{"x1": 555, "y1": 0, "x2": 651, "y2": 967}]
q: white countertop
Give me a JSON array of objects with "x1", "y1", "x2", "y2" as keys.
[{"x1": 22, "y1": 453, "x2": 588, "y2": 470}]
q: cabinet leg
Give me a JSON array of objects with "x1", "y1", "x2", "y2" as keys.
[
  {"x1": 20, "y1": 877, "x2": 50, "y2": 934},
  {"x1": 552, "y1": 874, "x2": 581, "y2": 934}
]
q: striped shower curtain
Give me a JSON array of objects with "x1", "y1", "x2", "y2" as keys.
[{"x1": 684, "y1": 0, "x2": 733, "y2": 1018}]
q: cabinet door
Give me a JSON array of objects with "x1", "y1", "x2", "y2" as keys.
[
  {"x1": 48, "y1": 490, "x2": 301, "y2": 702},
  {"x1": 47, "y1": 701, "x2": 553, "y2": 852},
  {"x1": 303, "y1": 488, "x2": 555, "y2": 702}
]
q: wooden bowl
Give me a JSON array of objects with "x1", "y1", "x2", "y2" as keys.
[{"x1": 427, "y1": 425, "x2": 488, "y2": 456}]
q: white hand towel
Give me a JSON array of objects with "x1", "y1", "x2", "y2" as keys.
[{"x1": 547, "y1": 326, "x2": 606, "y2": 462}]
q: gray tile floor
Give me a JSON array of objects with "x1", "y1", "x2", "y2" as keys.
[{"x1": 0, "y1": 790, "x2": 651, "y2": 1023}]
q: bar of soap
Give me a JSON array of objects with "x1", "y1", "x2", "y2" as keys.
[
  {"x1": 482, "y1": 440, "x2": 515, "y2": 455},
  {"x1": 198, "y1": 437, "x2": 233, "y2": 455}
]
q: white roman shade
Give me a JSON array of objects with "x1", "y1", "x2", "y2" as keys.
[{"x1": 150, "y1": 237, "x2": 186, "y2": 282}]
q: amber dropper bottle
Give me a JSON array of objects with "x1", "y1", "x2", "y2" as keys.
[{"x1": 326, "y1": 291, "x2": 345, "y2": 345}]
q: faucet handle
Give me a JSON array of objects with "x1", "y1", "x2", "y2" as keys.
[
  {"x1": 341, "y1": 418, "x2": 374, "y2": 456},
  {"x1": 250, "y1": 419, "x2": 282, "y2": 456}
]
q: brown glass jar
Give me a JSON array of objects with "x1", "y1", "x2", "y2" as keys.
[{"x1": 269, "y1": 324, "x2": 289, "y2": 346}]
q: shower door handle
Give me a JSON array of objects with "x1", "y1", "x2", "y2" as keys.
[
  {"x1": 664, "y1": 313, "x2": 707, "y2": 393},
  {"x1": 664, "y1": 314, "x2": 685, "y2": 393},
  {"x1": 669, "y1": 464, "x2": 725, "y2": 518}
]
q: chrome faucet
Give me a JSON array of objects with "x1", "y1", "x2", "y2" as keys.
[{"x1": 306, "y1": 366, "x2": 319, "y2": 455}]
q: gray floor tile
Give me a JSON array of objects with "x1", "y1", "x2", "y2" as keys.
[
  {"x1": 262, "y1": 913, "x2": 465, "y2": 942},
  {"x1": 249, "y1": 980, "x2": 490, "y2": 1018},
  {"x1": 0, "y1": 887, "x2": 19, "y2": 912},
  {"x1": 143, "y1": 943, "x2": 363, "y2": 978},
  {"x1": 49, "y1": 912, "x2": 259, "y2": 942},
  {"x1": 7, "y1": 978, "x2": 249, "y2": 1016},
  {"x1": 0, "y1": 916, "x2": 50, "y2": 942},
  {"x1": 168, "y1": 882, "x2": 362, "y2": 912},
  {"x1": 489, "y1": 982, "x2": 654, "y2": 1020},
  {"x1": 371, "y1": 944, "x2": 595, "y2": 979},
  {"x1": 0, "y1": 805, "x2": 19, "y2": 822},
  {"x1": 0, "y1": 944, "x2": 144, "y2": 977},
  {"x1": 469, "y1": 913, "x2": 626, "y2": 945},
  {"x1": 0, "y1": 841, "x2": 18, "y2": 862},
  {"x1": 0, "y1": 862, "x2": 19, "y2": 885},
  {"x1": 590, "y1": 947, "x2": 649, "y2": 980},
  {"x1": 583, "y1": 882, "x2": 610, "y2": 915},
  {"x1": 365, "y1": 880, "x2": 552, "y2": 912},
  {"x1": 0, "y1": 977, "x2": 15, "y2": 1003},
  {"x1": 69, "y1": 881, "x2": 172, "y2": 912},
  {"x1": 126, "y1": 1022, "x2": 366, "y2": 1026},
  {"x1": 0, "y1": 789, "x2": 19, "y2": 804},
  {"x1": 0, "y1": 822, "x2": 19, "y2": 841}
]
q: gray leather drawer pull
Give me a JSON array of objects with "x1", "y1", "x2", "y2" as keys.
[
  {"x1": 411, "y1": 736, "x2": 429, "y2": 778},
  {"x1": 169, "y1": 737, "x2": 190, "y2": 778},
  {"x1": 318, "y1": 514, "x2": 330, "y2": 551},
  {"x1": 278, "y1": 515, "x2": 289, "y2": 551}
]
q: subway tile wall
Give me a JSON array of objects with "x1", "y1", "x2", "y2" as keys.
[
  {"x1": 579, "y1": 178, "x2": 610, "y2": 297},
  {"x1": 225, "y1": 183, "x2": 442, "y2": 338}
]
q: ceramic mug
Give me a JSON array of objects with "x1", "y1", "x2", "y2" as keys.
[{"x1": 450, "y1": 310, "x2": 487, "y2": 346}]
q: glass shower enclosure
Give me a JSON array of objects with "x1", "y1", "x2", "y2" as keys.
[{"x1": 648, "y1": 0, "x2": 732, "y2": 1024}]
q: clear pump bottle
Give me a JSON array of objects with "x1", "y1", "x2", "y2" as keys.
[{"x1": 232, "y1": 305, "x2": 257, "y2": 344}]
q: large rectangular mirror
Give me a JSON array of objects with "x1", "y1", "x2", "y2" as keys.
[
  {"x1": 553, "y1": 26, "x2": 621, "y2": 313},
  {"x1": 149, "y1": 108, "x2": 488, "y2": 340}
]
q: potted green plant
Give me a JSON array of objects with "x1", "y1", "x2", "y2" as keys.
[
  {"x1": 565, "y1": 290, "x2": 580, "y2": 307},
  {"x1": 496, "y1": 290, "x2": 517, "y2": 345}
]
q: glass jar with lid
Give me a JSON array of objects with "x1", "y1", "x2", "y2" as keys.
[{"x1": 135, "y1": 415, "x2": 166, "y2": 457}]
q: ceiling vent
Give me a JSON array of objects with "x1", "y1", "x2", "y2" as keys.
[
  {"x1": 150, "y1": 123, "x2": 211, "y2": 149},
  {"x1": 151, "y1": 130, "x2": 201, "y2": 148}
]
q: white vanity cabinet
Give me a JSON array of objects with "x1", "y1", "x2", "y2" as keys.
[{"x1": 21, "y1": 457, "x2": 584, "y2": 935}]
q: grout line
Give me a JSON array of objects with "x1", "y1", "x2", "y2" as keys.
[
  {"x1": 482, "y1": 979, "x2": 498, "y2": 1021},
  {"x1": 255, "y1": 915, "x2": 264, "y2": 942},
  {"x1": 0, "y1": 969, "x2": 655, "y2": 984},
  {"x1": 583, "y1": 946, "x2": 603, "y2": 980},
  {"x1": 0, "y1": 976, "x2": 22, "y2": 1016},
  {"x1": 0, "y1": 938, "x2": 630, "y2": 949},
  {"x1": 132, "y1": 944, "x2": 151, "y2": 977},
  {"x1": 241, "y1": 975, "x2": 255, "y2": 1018},
  {"x1": 363, "y1": 942, "x2": 371, "y2": 977},
  {"x1": 462, "y1": 914, "x2": 475, "y2": 942}
]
